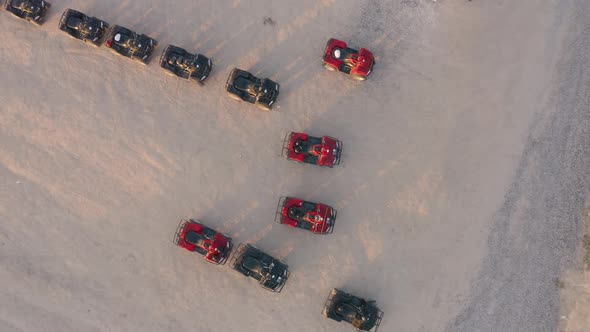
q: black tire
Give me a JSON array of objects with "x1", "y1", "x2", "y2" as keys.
[
  {"x1": 228, "y1": 92, "x2": 242, "y2": 101},
  {"x1": 134, "y1": 54, "x2": 149, "y2": 65},
  {"x1": 351, "y1": 74, "x2": 367, "y2": 81},
  {"x1": 367, "y1": 60, "x2": 375, "y2": 76},
  {"x1": 323, "y1": 63, "x2": 337, "y2": 71},
  {"x1": 256, "y1": 102, "x2": 271, "y2": 111}
]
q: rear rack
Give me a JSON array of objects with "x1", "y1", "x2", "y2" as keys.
[
  {"x1": 280, "y1": 132, "x2": 293, "y2": 158},
  {"x1": 228, "y1": 243, "x2": 249, "y2": 270},
  {"x1": 173, "y1": 219, "x2": 205, "y2": 245},
  {"x1": 322, "y1": 288, "x2": 339, "y2": 317},
  {"x1": 172, "y1": 219, "x2": 190, "y2": 246},
  {"x1": 159, "y1": 44, "x2": 171, "y2": 66},
  {"x1": 274, "y1": 196, "x2": 288, "y2": 224},
  {"x1": 371, "y1": 307, "x2": 384, "y2": 332}
]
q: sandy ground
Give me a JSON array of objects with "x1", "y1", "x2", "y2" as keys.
[
  {"x1": 559, "y1": 201, "x2": 590, "y2": 332},
  {"x1": 1, "y1": 0, "x2": 590, "y2": 331}
]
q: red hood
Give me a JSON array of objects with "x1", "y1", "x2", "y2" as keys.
[
  {"x1": 317, "y1": 136, "x2": 339, "y2": 166},
  {"x1": 210, "y1": 233, "x2": 228, "y2": 252},
  {"x1": 354, "y1": 48, "x2": 374, "y2": 74},
  {"x1": 305, "y1": 204, "x2": 333, "y2": 233}
]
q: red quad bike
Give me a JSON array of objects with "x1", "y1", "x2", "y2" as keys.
[
  {"x1": 322, "y1": 38, "x2": 375, "y2": 81},
  {"x1": 275, "y1": 196, "x2": 336, "y2": 234},
  {"x1": 173, "y1": 219, "x2": 233, "y2": 265},
  {"x1": 282, "y1": 132, "x2": 342, "y2": 168}
]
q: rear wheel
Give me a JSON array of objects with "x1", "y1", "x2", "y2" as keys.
[
  {"x1": 325, "y1": 38, "x2": 335, "y2": 49},
  {"x1": 323, "y1": 63, "x2": 337, "y2": 71},
  {"x1": 228, "y1": 92, "x2": 242, "y2": 101},
  {"x1": 367, "y1": 61, "x2": 375, "y2": 76}
]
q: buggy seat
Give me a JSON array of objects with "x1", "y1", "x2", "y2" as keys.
[
  {"x1": 185, "y1": 231, "x2": 205, "y2": 246},
  {"x1": 243, "y1": 256, "x2": 263, "y2": 275},
  {"x1": 67, "y1": 17, "x2": 82, "y2": 29}
]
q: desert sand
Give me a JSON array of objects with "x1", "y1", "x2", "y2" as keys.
[{"x1": 1, "y1": 0, "x2": 590, "y2": 331}]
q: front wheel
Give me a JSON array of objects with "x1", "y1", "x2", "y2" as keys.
[
  {"x1": 323, "y1": 63, "x2": 337, "y2": 71},
  {"x1": 256, "y1": 102, "x2": 271, "y2": 111},
  {"x1": 32, "y1": 17, "x2": 44, "y2": 25},
  {"x1": 351, "y1": 74, "x2": 367, "y2": 81}
]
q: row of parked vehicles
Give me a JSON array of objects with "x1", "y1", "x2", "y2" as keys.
[
  {"x1": 175, "y1": 217, "x2": 383, "y2": 331},
  {"x1": 4, "y1": 1, "x2": 382, "y2": 330},
  {"x1": 5, "y1": 0, "x2": 376, "y2": 112},
  {"x1": 173, "y1": 133, "x2": 382, "y2": 330}
]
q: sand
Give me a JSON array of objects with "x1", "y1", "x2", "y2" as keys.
[{"x1": 1, "y1": 1, "x2": 590, "y2": 331}]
